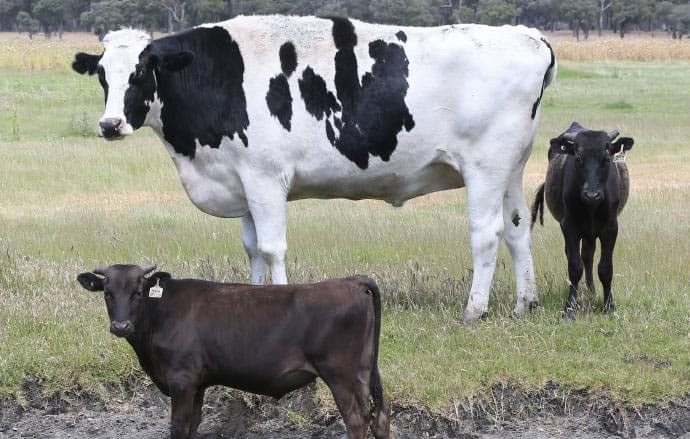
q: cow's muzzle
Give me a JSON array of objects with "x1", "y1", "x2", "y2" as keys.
[
  {"x1": 110, "y1": 320, "x2": 134, "y2": 337},
  {"x1": 99, "y1": 117, "x2": 125, "y2": 140}
]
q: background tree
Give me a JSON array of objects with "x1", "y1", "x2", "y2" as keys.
[
  {"x1": 477, "y1": 0, "x2": 517, "y2": 25},
  {"x1": 32, "y1": 0, "x2": 63, "y2": 37},
  {"x1": 560, "y1": 0, "x2": 597, "y2": 40},
  {"x1": 16, "y1": 9, "x2": 39, "y2": 37}
]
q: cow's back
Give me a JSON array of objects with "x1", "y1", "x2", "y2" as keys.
[{"x1": 197, "y1": 16, "x2": 556, "y2": 204}]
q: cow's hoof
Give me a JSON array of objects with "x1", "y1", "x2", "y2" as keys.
[
  {"x1": 461, "y1": 309, "x2": 487, "y2": 324},
  {"x1": 513, "y1": 300, "x2": 539, "y2": 318}
]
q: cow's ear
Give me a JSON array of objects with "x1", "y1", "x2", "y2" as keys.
[
  {"x1": 72, "y1": 52, "x2": 101, "y2": 75},
  {"x1": 152, "y1": 51, "x2": 194, "y2": 72},
  {"x1": 77, "y1": 273, "x2": 104, "y2": 292},
  {"x1": 609, "y1": 137, "x2": 634, "y2": 154},
  {"x1": 549, "y1": 137, "x2": 575, "y2": 157},
  {"x1": 144, "y1": 272, "x2": 171, "y2": 289}
]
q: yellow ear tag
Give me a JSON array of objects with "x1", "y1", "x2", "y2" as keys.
[{"x1": 149, "y1": 279, "x2": 163, "y2": 299}]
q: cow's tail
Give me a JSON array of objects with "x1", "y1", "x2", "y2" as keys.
[
  {"x1": 531, "y1": 183, "x2": 545, "y2": 229},
  {"x1": 362, "y1": 277, "x2": 390, "y2": 438}
]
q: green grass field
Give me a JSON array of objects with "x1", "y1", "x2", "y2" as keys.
[{"x1": 1, "y1": 36, "x2": 689, "y2": 412}]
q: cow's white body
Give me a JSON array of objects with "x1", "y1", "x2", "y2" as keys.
[{"x1": 96, "y1": 16, "x2": 556, "y2": 321}]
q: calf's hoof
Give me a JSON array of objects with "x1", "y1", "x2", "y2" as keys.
[
  {"x1": 562, "y1": 306, "x2": 577, "y2": 320},
  {"x1": 603, "y1": 302, "x2": 615, "y2": 313}
]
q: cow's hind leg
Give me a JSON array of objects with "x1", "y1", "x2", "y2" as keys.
[
  {"x1": 581, "y1": 237, "x2": 596, "y2": 294},
  {"x1": 241, "y1": 213, "x2": 267, "y2": 284},
  {"x1": 462, "y1": 167, "x2": 510, "y2": 322},
  {"x1": 502, "y1": 168, "x2": 538, "y2": 317},
  {"x1": 599, "y1": 224, "x2": 618, "y2": 313}
]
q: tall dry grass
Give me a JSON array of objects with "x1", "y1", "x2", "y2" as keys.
[
  {"x1": 0, "y1": 32, "x2": 101, "y2": 72},
  {"x1": 548, "y1": 31, "x2": 690, "y2": 62},
  {"x1": 1, "y1": 30, "x2": 690, "y2": 73}
]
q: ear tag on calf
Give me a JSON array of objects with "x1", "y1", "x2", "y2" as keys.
[{"x1": 149, "y1": 279, "x2": 163, "y2": 299}]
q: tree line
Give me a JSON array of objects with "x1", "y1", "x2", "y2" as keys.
[{"x1": 1, "y1": 0, "x2": 689, "y2": 40}]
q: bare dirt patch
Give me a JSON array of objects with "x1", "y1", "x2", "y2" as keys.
[{"x1": 2, "y1": 381, "x2": 689, "y2": 438}]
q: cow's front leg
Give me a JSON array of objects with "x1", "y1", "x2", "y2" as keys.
[
  {"x1": 246, "y1": 180, "x2": 288, "y2": 284},
  {"x1": 562, "y1": 224, "x2": 583, "y2": 318},
  {"x1": 502, "y1": 168, "x2": 538, "y2": 318},
  {"x1": 599, "y1": 224, "x2": 618, "y2": 313},
  {"x1": 462, "y1": 169, "x2": 508, "y2": 323},
  {"x1": 241, "y1": 213, "x2": 267, "y2": 284},
  {"x1": 170, "y1": 387, "x2": 196, "y2": 439}
]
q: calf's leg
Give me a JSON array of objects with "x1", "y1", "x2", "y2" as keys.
[
  {"x1": 598, "y1": 225, "x2": 618, "y2": 313},
  {"x1": 581, "y1": 237, "x2": 596, "y2": 293},
  {"x1": 189, "y1": 388, "x2": 206, "y2": 437},
  {"x1": 562, "y1": 224, "x2": 583, "y2": 317},
  {"x1": 320, "y1": 367, "x2": 368, "y2": 439},
  {"x1": 170, "y1": 387, "x2": 197, "y2": 439}
]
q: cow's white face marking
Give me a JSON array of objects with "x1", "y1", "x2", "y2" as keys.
[{"x1": 98, "y1": 29, "x2": 152, "y2": 137}]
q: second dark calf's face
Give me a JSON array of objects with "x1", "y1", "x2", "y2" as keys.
[{"x1": 551, "y1": 129, "x2": 634, "y2": 207}]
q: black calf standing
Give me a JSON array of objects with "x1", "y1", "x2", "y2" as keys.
[{"x1": 532, "y1": 122, "x2": 634, "y2": 316}]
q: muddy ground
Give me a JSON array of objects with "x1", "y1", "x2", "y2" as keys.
[{"x1": 1, "y1": 381, "x2": 689, "y2": 438}]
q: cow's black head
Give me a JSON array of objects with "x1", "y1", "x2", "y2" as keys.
[
  {"x1": 72, "y1": 29, "x2": 193, "y2": 140},
  {"x1": 77, "y1": 264, "x2": 162, "y2": 337},
  {"x1": 550, "y1": 122, "x2": 634, "y2": 206}
]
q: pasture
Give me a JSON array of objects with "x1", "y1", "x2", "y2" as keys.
[{"x1": 0, "y1": 30, "x2": 689, "y2": 421}]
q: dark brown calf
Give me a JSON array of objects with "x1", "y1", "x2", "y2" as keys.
[{"x1": 77, "y1": 264, "x2": 390, "y2": 439}]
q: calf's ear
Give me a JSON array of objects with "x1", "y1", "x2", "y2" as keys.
[
  {"x1": 144, "y1": 272, "x2": 171, "y2": 289},
  {"x1": 72, "y1": 52, "x2": 101, "y2": 75},
  {"x1": 609, "y1": 137, "x2": 634, "y2": 154},
  {"x1": 549, "y1": 137, "x2": 575, "y2": 157},
  {"x1": 77, "y1": 273, "x2": 104, "y2": 292}
]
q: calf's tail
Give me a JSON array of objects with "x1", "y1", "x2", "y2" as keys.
[
  {"x1": 531, "y1": 183, "x2": 545, "y2": 229},
  {"x1": 362, "y1": 277, "x2": 390, "y2": 438},
  {"x1": 362, "y1": 277, "x2": 384, "y2": 412}
]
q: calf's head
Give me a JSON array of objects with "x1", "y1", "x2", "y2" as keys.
[
  {"x1": 72, "y1": 29, "x2": 193, "y2": 140},
  {"x1": 550, "y1": 122, "x2": 634, "y2": 206},
  {"x1": 77, "y1": 264, "x2": 159, "y2": 337}
]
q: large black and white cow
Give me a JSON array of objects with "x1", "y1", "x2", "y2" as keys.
[{"x1": 73, "y1": 16, "x2": 556, "y2": 322}]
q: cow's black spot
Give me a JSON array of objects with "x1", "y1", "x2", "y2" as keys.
[
  {"x1": 395, "y1": 30, "x2": 407, "y2": 43},
  {"x1": 124, "y1": 59, "x2": 155, "y2": 130},
  {"x1": 143, "y1": 26, "x2": 249, "y2": 158},
  {"x1": 266, "y1": 74, "x2": 292, "y2": 131},
  {"x1": 294, "y1": 18, "x2": 415, "y2": 169},
  {"x1": 512, "y1": 210, "x2": 521, "y2": 227},
  {"x1": 279, "y1": 42, "x2": 297, "y2": 77},
  {"x1": 531, "y1": 38, "x2": 555, "y2": 120},
  {"x1": 330, "y1": 16, "x2": 357, "y2": 50},
  {"x1": 298, "y1": 66, "x2": 341, "y2": 121},
  {"x1": 97, "y1": 65, "x2": 109, "y2": 105}
]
